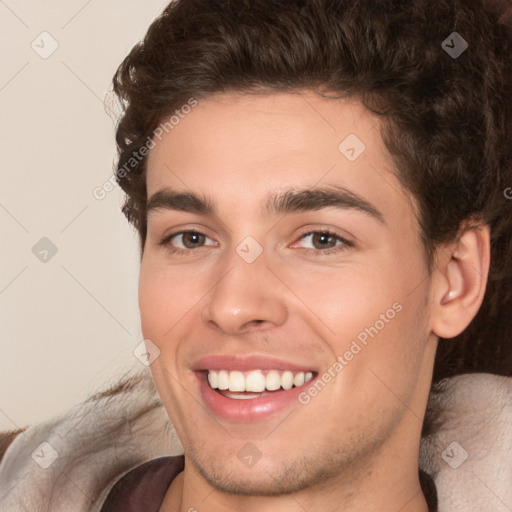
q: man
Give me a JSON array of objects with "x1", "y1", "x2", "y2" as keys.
[{"x1": 1, "y1": 0, "x2": 511, "y2": 511}]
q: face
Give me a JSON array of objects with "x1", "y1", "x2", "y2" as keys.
[{"x1": 139, "y1": 91, "x2": 438, "y2": 497}]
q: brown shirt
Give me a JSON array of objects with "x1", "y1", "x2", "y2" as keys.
[{"x1": 100, "y1": 456, "x2": 184, "y2": 512}]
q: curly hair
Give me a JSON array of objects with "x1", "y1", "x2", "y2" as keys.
[{"x1": 111, "y1": 0, "x2": 512, "y2": 462}]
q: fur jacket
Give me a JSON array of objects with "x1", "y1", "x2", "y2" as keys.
[{"x1": 0, "y1": 370, "x2": 511, "y2": 511}]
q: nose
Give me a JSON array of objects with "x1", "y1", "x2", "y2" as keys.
[{"x1": 200, "y1": 251, "x2": 288, "y2": 334}]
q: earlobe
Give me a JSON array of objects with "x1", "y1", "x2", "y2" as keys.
[{"x1": 431, "y1": 223, "x2": 490, "y2": 339}]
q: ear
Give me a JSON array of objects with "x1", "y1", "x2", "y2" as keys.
[{"x1": 430, "y1": 222, "x2": 491, "y2": 339}]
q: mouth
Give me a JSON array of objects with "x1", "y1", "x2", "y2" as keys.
[
  {"x1": 206, "y1": 369, "x2": 315, "y2": 399},
  {"x1": 195, "y1": 366, "x2": 319, "y2": 422},
  {"x1": 191, "y1": 354, "x2": 320, "y2": 421}
]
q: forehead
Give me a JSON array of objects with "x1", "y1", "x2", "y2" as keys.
[{"x1": 145, "y1": 91, "x2": 417, "y2": 224}]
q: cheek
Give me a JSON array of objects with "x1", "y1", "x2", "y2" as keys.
[
  {"x1": 338, "y1": 285, "x2": 430, "y2": 412},
  {"x1": 138, "y1": 256, "x2": 217, "y2": 344},
  {"x1": 138, "y1": 261, "x2": 187, "y2": 339},
  {"x1": 281, "y1": 252, "x2": 429, "y2": 372},
  {"x1": 277, "y1": 258, "x2": 407, "y2": 338}
]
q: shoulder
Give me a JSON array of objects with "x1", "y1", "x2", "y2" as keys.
[
  {"x1": 0, "y1": 369, "x2": 183, "y2": 512},
  {"x1": 0, "y1": 428, "x2": 26, "y2": 463},
  {"x1": 420, "y1": 373, "x2": 512, "y2": 511}
]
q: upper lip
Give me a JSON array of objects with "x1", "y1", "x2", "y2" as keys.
[{"x1": 191, "y1": 354, "x2": 317, "y2": 373}]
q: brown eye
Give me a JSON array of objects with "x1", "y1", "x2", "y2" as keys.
[
  {"x1": 294, "y1": 230, "x2": 353, "y2": 255},
  {"x1": 310, "y1": 232, "x2": 338, "y2": 249},
  {"x1": 180, "y1": 232, "x2": 206, "y2": 248},
  {"x1": 161, "y1": 230, "x2": 215, "y2": 252}
]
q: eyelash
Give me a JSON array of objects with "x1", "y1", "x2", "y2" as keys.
[
  {"x1": 159, "y1": 230, "x2": 214, "y2": 256},
  {"x1": 295, "y1": 230, "x2": 353, "y2": 255},
  {"x1": 159, "y1": 229, "x2": 353, "y2": 256}
]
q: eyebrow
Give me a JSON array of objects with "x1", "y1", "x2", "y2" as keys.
[
  {"x1": 146, "y1": 185, "x2": 385, "y2": 224},
  {"x1": 147, "y1": 189, "x2": 215, "y2": 216},
  {"x1": 266, "y1": 186, "x2": 385, "y2": 223}
]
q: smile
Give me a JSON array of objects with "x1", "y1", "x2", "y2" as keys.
[
  {"x1": 207, "y1": 369, "x2": 314, "y2": 397},
  {"x1": 193, "y1": 355, "x2": 320, "y2": 421},
  {"x1": 197, "y1": 369, "x2": 319, "y2": 421}
]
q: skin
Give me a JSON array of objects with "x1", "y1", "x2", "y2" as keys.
[{"x1": 138, "y1": 91, "x2": 490, "y2": 512}]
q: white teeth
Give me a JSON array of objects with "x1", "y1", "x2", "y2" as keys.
[
  {"x1": 207, "y1": 369, "x2": 315, "y2": 393},
  {"x1": 245, "y1": 370, "x2": 266, "y2": 392},
  {"x1": 207, "y1": 371, "x2": 218, "y2": 389},
  {"x1": 222, "y1": 391, "x2": 264, "y2": 400},
  {"x1": 293, "y1": 372, "x2": 305, "y2": 387},
  {"x1": 218, "y1": 370, "x2": 229, "y2": 390},
  {"x1": 266, "y1": 370, "x2": 281, "y2": 391},
  {"x1": 281, "y1": 371, "x2": 294, "y2": 390},
  {"x1": 229, "y1": 371, "x2": 245, "y2": 392}
]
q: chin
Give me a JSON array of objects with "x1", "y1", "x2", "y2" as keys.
[{"x1": 187, "y1": 447, "x2": 347, "y2": 497}]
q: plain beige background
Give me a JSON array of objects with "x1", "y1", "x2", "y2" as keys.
[{"x1": 0, "y1": 0, "x2": 171, "y2": 431}]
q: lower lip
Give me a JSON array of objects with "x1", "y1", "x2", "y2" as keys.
[{"x1": 196, "y1": 372, "x2": 314, "y2": 422}]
